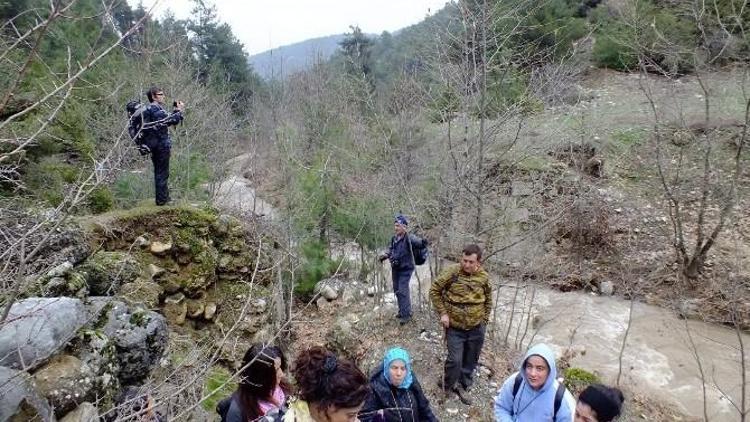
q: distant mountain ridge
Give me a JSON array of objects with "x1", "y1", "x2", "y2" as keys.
[{"x1": 248, "y1": 34, "x2": 347, "y2": 79}]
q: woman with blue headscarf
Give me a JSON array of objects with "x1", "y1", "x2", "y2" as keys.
[{"x1": 359, "y1": 347, "x2": 438, "y2": 422}]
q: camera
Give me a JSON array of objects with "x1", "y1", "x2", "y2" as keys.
[{"x1": 172, "y1": 100, "x2": 178, "y2": 107}]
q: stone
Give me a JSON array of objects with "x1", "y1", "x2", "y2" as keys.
[
  {"x1": 383, "y1": 293, "x2": 396, "y2": 304},
  {"x1": 163, "y1": 300, "x2": 187, "y2": 325},
  {"x1": 119, "y1": 281, "x2": 163, "y2": 309},
  {"x1": 0, "y1": 297, "x2": 88, "y2": 370},
  {"x1": 678, "y1": 299, "x2": 702, "y2": 320},
  {"x1": 204, "y1": 302, "x2": 218, "y2": 320},
  {"x1": 76, "y1": 251, "x2": 141, "y2": 295},
  {"x1": 366, "y1": 286, "x2": 377, "y2": 296},
  {"x1": 186, "y1": 298, "x2": 206, "y2": 319},
  {"x1": 314, "y1": 281, "x2": 338, "y2": 301},
  {"x1": 147, "y1": 264, "x2": 166, "y2": 279},
  {"x1": 0, "y1": 366, "x2": 55, "y2": 422},
  {"x1": 164, "y1": 292, "x2": 185, "y2": 304},
  {"x1": 150, "y1": 241, "x2": 173, "y2": 255},
  {"x1": 599, "y1": 281, "x2": 614, "y2": 296},
  {"x1": 48, "y1": 261, "x2": 74, "y2": 278},
  {"x1": 250, "y1": 298, "x2": 267, "y2": 314},
  {"x1": 135, "y1": 236, "x2": 151, "y2": 248},
  {"x1": 92, "y1": 298, "x2": 168, "y2": 384},
  {"x1": 316, "y1": 296, "x2": 332, "y2": 312},
  {"x1": 60, "y1": 402, "x2": 98, "y2": 422},
  {"x1": 33, "y1": 354, "x2": 95, "y2": 416}
]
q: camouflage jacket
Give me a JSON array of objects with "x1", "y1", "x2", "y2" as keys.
[{"x1": 429, "y1": 264, "x2": 492, "y2": 330}]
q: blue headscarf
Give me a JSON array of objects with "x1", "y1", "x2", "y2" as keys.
[
  {"x1": 383, "y1": 347, "x2": 413, "y2": 389},
  {"x1": 394, "y1": 214, "x2": 408, "y2": 226}
]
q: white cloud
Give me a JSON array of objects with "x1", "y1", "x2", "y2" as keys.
[{"x1": 131, "y1": 0, "x2": 450, "y2": 55}]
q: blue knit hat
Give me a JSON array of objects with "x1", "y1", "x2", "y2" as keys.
[
  {"x1": 394, "y1": 214, "x2": 408, "y2": 226},
  {"x1": 383, "y1": 347, "x2": 413, "y2": 389}
]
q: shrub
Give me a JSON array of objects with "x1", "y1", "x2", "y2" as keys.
[
  {"x1": 87, "y1": 186, "x2": 114, "y2": 214},
  {"x1": 563, "y1": 367, "x2": 600, "y2": 394},
  {"x1": 294, "y1": 239, "x2": 343, "y2": 298}
]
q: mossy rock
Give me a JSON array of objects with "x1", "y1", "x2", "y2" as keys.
[
  {"x1": 119, "y1": 280, "x2": 163, "y2": 309},
  {"x1": 77, "y1": 251, "x2": 141, "y2": 295}
]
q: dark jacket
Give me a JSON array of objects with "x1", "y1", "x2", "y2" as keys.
[
  {"x1": 142, "y1": 103, "x2": 183, "y2": 148},
  {"x1": 387, "y1": 234, "x2": 425, "y2": 272},
  {"x1": 359, "y1": 367, "x2": 438, "y2": 422}
]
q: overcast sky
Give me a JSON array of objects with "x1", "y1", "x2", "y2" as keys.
[{"x1": 132, "y1": 0, "x2": 450, "y2": 56}]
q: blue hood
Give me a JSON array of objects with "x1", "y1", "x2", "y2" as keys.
[
  {"x1": 493, "y1": 343, "x2": 575, "y2": 422},
  {"x1": 383, "y1": 347, "x2": 413, "y2": 389},
  {"x1": 520, "y1": 343, "x2": 557, "y2": 393}
]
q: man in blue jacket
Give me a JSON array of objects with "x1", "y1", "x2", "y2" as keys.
[
  {"x1": 493, "y1": 343, "x2": 576, "y2": 421},
  {"x1": 142, "y1": 86, "x2": 184, "y2": 206},
  {"x1": 379, "y1": 214, "x2": 426, "y2": 325}
]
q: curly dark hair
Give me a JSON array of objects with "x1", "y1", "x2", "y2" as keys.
[{"x1": 292, "y1": 346, "x2": 369, "y2": 412}]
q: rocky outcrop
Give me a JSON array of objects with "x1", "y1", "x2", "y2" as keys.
[
  {"x1": 75, "y1": 251, "x2": 141, "y2": 295},
  {"x1": 59, "y1": 402, "x2": 98, "y2": 422},
  {"x1": 0, "y1": 297, "x2": 89, "y2": 370},
  {"x1": 33, "y1": 354, "x2": 95, "y2": 416},
  {"x1": 0, "y1": 366, "x2": 56, "y2": 422},
  {"x1": 93, "y1": 299, "x2": 168, "y2": 384}
]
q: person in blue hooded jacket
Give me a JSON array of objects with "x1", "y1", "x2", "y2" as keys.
[
  {"x1": 359, "y1": 347, "x2": 438, "y2": 422},
  {"x1": 494, "y1": 343, "x2": 576, "y2": 422}
]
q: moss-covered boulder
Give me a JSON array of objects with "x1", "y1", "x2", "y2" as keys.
[
  {"x1": 76, "y1": 251, "x2": 141, "y2": 295},
  {"x1": 119, "y1": 280, "x2": 163, "y2": 309}
]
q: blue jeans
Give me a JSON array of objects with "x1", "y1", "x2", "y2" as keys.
[{"x1": 392, "y1": 269, "x2": 413, "y2": 318}]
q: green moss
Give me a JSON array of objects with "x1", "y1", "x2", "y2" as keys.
[
  {"x1": 563, "y1": 367, "x2": 600, "y2": 393},
  {"x1": 202, "y1": 366, "x2": 236, "y2": 412},
  {"x1": 129, "y1": 309, "x2": 147, "y2": 327}
]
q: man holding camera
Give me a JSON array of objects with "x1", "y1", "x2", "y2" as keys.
[{"x1": 142, "y1": 86, "x2": 184, "y2": 206}]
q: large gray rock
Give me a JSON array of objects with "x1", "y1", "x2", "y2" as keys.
[
  {"x1": 60, "y1": 402, "x2": 98, "y2": 422},
  {"x1": 0, "y1": 297, "x2": 88, "y2": 370},
  {"x1": 33, "y1": 354, "x2": 95, "y2": 417},
  {"x1": 0, "y1": 366, "x2": 56, "y2": 422},
  {"x1": 94, "y1": 299, "x2": 168, "y2": 384}
]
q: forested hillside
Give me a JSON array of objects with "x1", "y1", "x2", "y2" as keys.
[{"x1": 1, "y1": 0, "x2": 749, "y2": 420}]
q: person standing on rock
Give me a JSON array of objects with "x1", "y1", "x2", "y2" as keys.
[
  {"x1": 379, "y1": 214, "x2": 426, "y2": 325},
  {"x1": 429, "y1": 244, "x2": 491, "y2": 405},
  {"x1": 142, "y1": 86, "x2": 184, "y2": 206},
  {"x1": 493, "y1": 343, "x2": 576, "y2": 422}
]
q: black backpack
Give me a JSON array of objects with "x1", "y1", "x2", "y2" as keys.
[
  {"x1": 406, "y1": 236, "x2": 428, "y2": 266},
  {"x1": 126, "y1": 100, "x2": 151, "y2": 155},
  {"x1": 511, "y1": 372, "x2": 566, "y2": 420}
]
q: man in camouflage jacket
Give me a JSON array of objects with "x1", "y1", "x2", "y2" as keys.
[{"x1": 429, "y1": 244, "x2": 492, "y2": 405}]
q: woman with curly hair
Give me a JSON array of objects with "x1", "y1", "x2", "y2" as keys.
[{"x1": 284, "y1": 346, "x2": 370, "y2": 422}]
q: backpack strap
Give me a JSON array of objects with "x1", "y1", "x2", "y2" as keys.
[
  {"x1": 508, "y1": 372, "x2": 523, "y2": 416},
  {"x1": 552, "y1": 382, "x2": 565, "y2": 420}
]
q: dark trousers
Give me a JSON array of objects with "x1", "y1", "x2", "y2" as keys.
[
  {"x1": 444, "y1": 324, "x2": 485, "y2": 390},
  {"x1": 151, "y1": 143, "x2": 171, "y2": 205},
  {"x1": 392, "y1": 269, "x2": 413, "y2": 318}
]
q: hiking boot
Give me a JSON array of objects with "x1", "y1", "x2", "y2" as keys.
[
  {"x1": 453, "y1": 386, "x2": 473, "y2": 406},
  {"x1": 399, "y1": 316, "x2": 411, "y2": 326}
]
